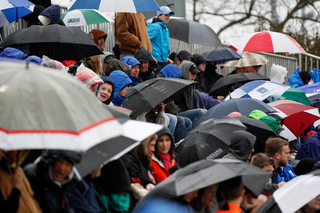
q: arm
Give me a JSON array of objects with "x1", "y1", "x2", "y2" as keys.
[
  {"x1": 147, "y1": 23, "x2": 159, "y2": 41},
  {"x1": 116, "y1": 13, "x2": 142, "y2": 48}
]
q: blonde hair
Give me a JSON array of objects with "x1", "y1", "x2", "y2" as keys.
[
  {"x1": 133, "y1": 134, "x2": 157, "y2": 162},
  {"x1": 83, "y1": 55, "x2": 103, "y2": 75}
]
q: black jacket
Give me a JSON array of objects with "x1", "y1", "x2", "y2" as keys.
[{"x1": 134, "y1": 49, "x2": 156, "y2": 82}]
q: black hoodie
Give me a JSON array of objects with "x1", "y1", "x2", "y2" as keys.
[{"x1": 134, "y1": 49, "x2": 156, "y2": 82}]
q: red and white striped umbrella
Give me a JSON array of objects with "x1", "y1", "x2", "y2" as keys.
[
  {"x1": 231, "y1": 31, "x2": 306, "y2": 54},
  {"x1": 268, "y1": 100, "x2": 320, "y2": 141}
]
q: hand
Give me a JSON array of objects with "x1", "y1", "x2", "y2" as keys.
[
  {"x1": 146, "y1": 183, "x2": 155, "y2": 191},
  {"x1": 156, "y1": 102, "x2": 166, "y2": 112},
  {"x1": 11, "y1": 169, "x2": 23, "y2": 190},
  {"x1": 152, "y1": 56, "x2": 158, "y2": 64},
  {"x1": 166, "y1": 58, "x2": 173, "y2": 64},
  {"x1": 278, "y1": 181, "x2": 286, "y2": 188},
  {"x1": 217, "y1": 96, "x2": 225, "y2": 100}
]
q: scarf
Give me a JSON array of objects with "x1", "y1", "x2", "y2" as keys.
[{"x1": 159, "y1": 153, "x2": 173, "y2": 170}]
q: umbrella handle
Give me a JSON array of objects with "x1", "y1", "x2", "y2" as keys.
[{"x1": 229, "y1": 91, "x2": 232, "y2": 99}]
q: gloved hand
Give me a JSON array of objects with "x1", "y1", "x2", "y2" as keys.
[{"x1": 113, "y1": 44, "x2": 121, "y2": 59}]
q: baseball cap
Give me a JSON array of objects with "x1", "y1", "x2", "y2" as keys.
[
  {"x1": 157, "y1": 6, "x2": 175, "y2": 16},
  {"x1": 189, "y1": 64, "x2": 200, "y2": 74}
]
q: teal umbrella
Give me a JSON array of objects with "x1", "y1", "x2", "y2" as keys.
[
  {"x1": 61, "y1": 9, "x2": 113, "y2": 26},
  {"x1": 278, "y1": 88, "x2": 312, "y2": 106}
]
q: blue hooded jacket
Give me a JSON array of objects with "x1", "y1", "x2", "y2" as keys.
[
  {"x1": 296, "y1": 130, "x2": 320, "y2": 161},
  {"x1": 147, "y1": 18, "x2": 170, "y2": 63},
  {"x1": 109, "y1": 71, "x2": 132, "y2": 107},
  {"x1": 121, "y1": 56, "x2": 141, "y2": 86},
  {"x1": 0, "y1": 47, "x2": 27, "y2": 59},
  {"x1": 159, "y1": 64, "x2": 181, "y2": 78},
  {"x1": 40, "y1": 5, "x2": 61, "y2": 24}
]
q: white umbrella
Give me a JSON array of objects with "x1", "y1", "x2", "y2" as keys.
[{"x1": 61, "y1": 9, "x2": 113, "y2": 26}]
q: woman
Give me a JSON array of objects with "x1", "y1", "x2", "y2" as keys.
[
  {"x1": 121, "y1": 134, "x2": 158, "y2": 191},
  {"x1": 120, "y1": 56, "x2": 141, "y2": 87},
  {"x1": 151, "y1": 127, "x2": 177, "y2": 183},
  {"x1": 96, "y1": 76, "x2": 114, "y2": 105}
]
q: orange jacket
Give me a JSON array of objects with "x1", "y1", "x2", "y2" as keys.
[
  {"x1": 216, "y1": 203, "x2": 242, "y2": 213},
  {"x1": 150, "y1": 154, "x2": 176, "y2": 183}
]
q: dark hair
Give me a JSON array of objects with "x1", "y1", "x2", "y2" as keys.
[
  {"x1": 265, "y1": 136, "x2": 289, "y2": 157},
  {"x1": 220, "y1": 176, "x2": 243, "y2": 201},
  {"x1": 299, "y1": 71, "x2": 311, "y2": 85}
]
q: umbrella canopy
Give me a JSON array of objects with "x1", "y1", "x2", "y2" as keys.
[
  {"x1": 256, "y1": 170, "x2": 320, "y2": 213},
  {"x1": 167, "y1": 18, "x2": 223, "y2": 48},
  {"x1": 68, "y1": 0, "x2": 160, "y2": 13},
  {"x1": 298, "y1": 82, "x2": 320, "y2": 107},
  {"x1": 209, "y1": 73, "x2": 269, "y2": 97},
  {"x1": 231, "y1": 31, "x2": 306, "y2": 54},
  {"x1": 61, "y1": 9, "x2": 113, "y2": 26},
  {"x1": 0, "y1": 0, "x2": 35, "y2": 27},
  {"x1": 0, "y1": 61, "x2": 123, "y2": 151},
  {"x1": 196, "y1": 98, "x2": 276, "y2": 126},
  {"x1": 202, "y1": 48, "x2": 242, "y2": 64},
  {"x1": 220, "y1": 52, "x2": 269, "y2": 68},
  {"x1": 122, "y1": 78, "x2": 196, "y2": 119},
  {"x1": 268, "y1": 100, "x2": 320, "y2": 141},
  {"x1": 0, "y1": 24, "x2": 103, "y2": 61},
  {"x1": 224, "y1": 80, "x2": 290, "y2": 102},
  {"x1": 141, "y1": 159, "x2": 271, "y2": 202},
  {"x1": 176, "y1": 117, "x2": 247, "y2": 167},
  {"x1": 278, "y1": 88, "x2": 312, "y2": 106}
]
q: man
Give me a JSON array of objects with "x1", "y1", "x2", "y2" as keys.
[
  {"x1": 147, "y1": 6, "x2": 175, "y2": 73},
  {"x1": 24, "y1": 150, "x2": 82, "y2": 213},
  {"x1": 134, "y1": 49, "x2": 156, "y2": 82},
  {"x1": 116, "y1": 12, "x2": 152, "y2": 57},
  {"x1": 193, "y1": 54, "x2": 208, "y2": 93},
  {"x1": 245, "y1": 65, "x2": 261, "y2": 73},
  {"x1": 89, "y1": 29, "x2": 107, "y2": 51},
  {"x1": 265, "y1": 136, "x2": 296, "y2": 184}
]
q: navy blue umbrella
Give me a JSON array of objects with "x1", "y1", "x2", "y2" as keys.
[{"x1": 202, "y1": 48, "x2": 242, "y2": 64}]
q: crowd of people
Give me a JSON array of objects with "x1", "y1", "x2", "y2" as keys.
[{"x1": 1, "y1": 2, "x2": 320, "y2": 213}]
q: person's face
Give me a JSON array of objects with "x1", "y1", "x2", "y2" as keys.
[
  {"x1": 262, "y1": 165, "x2": 274, "y2": 174},
  {"x1": 140, "y1": 61, "x2": 150, "y2": 73},
  {"x1": 202, "y1": 185, "x2": 216, "y2": 207},
  {"x1": 183, "y1": 190, "x2": 199, "y2": 203},
  {"x1": 5, "y1": 150, "x2": 18, "y2": 165},
  {"x1": 147, "y1": 139, "x2": 156, "y2": 155},
  {"x1": 278, "y1": 145, "x2": 290, "y2": 167},
  {"x1": 90, "y1": 84, "x2": 96, "y2": 92},
  {"x1": 158, "y1": 14, "x2": 171, "y2": 24},
  {"x1": 189, "y1": 71, "x2": 197, "y2": 81},
  {"x1": 90, "y1": 167, "x2": 101, "y2": 179},
  {"x1": 157, "y1": 134, "x2": 171, "y2": 155},
  {"x1": 97, "y1": 37, "x2": 106, "y2": 51},
  {"x1": 129, "y1": 65, "x2": 140, "y2": 77},
  {"x1": 198, "y1": 62, "x2": 207, "y2": 72},
  {"x1": 307, "y1": 195, "x2": 320, "y2": 212},
  {"x1": 175, "y1": 57, "x2": 181, "y2": 67},
  {"x1": 246, "y1": 66, "x2": 259, "y2": 73},
  {"x1": 235, "y1": 67, "x2": 246, "y2": 73},
  {"x1": 99, "y1": 83, "x2": 113, "y2": 102},
  {"x1": 51, "y1": 158, "x2": 73, "y2": 181},
  {"x1": 118, "y1": 86, "x2": 129, "y2": 97},
  {"x1": 210, "y1": 61, "x2": 216, "y2": 66}
]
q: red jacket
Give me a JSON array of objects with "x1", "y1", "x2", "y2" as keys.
[{"x1": 150, "y1": 154, "x2": 176, "y2": 183}]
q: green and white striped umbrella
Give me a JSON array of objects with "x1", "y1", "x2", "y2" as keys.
[{"x1": 61, "y1": 9, "x2": 113, "y2": 26}]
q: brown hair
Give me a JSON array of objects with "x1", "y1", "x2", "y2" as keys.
[
  {"x1": 265, "y1": 136, "x2": 289, "y2": 157},
  {"x1": 83, "y1": 55, "x2": 103, "y2": 75},
  {"x1": 251, "y1": 153, "x2": 274, "y2": 169},
  {"x1": 220, "y1": 176, "x2": 243, "y2": 201},
  {"x1": 132, "y1": 134, "x2": 158, "y2": 162}
]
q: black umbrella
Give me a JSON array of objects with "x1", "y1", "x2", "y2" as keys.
[
  {"x1": 0, "y1": 24, "x2": 103, "y2": 61},
  {"x1": 122, "y1": 77, "x2": 196, "y2": 119},
  {"x1": 167, "y1": 18, "x2": 223, "y2": 48},
  {"x1": 176, "y1": 117, "x2": 247, "y2": 167},
  {"x1": 140, "y1": 159, "x2": 271, "y2": 202},
  {"x1": 202, "y1": 48, "x2": 242, "y2": 64},
  {"x1": 209, "y1": 73, "x2": 270, "y2": 97}
]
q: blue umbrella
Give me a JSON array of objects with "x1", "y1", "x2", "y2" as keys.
[
  {"x1": 0, "y1": 0, "x2": 35, "y2": 27},
  {"x1": 69, "y1": 0, "x2": 160, "y2": 13},
  {"x1": 298, "y1": 83, "x2": 320, "y2": 107},
  {"x1": 202, "y1": 48, "x2": 242, "y2": 64}
]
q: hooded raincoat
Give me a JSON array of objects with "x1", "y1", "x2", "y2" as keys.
[
  {"x1": 96, "y1": 76, "x2": 115, "y2": 105},
  {"x1": 109, "y1": 71, "x2": 132, "y2": 106},
  {"x1": 121, "y1": 56, "x2": 141, "y2": 86}
]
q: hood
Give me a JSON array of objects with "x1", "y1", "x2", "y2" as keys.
[
  {"x1": 134, "y1": 49, "x2": 154, "y2": 62},
  {"x1": 100, "y1": 52, "x2": 115, "y2": 69},
  {"x1": 89, "y1": 29, "x2": 107, "y2": 47},
  {"x1": 75, "y1": 64, "x2": 103, "y2": 88},
  {"x1": 156, "y1": 126, "x2": 174, "y2": 147},
  {"x1": 109, "y1": 71, "x2": 132, "y2": 106},
  {"x1": 24, "y1": 55, "x2": 43, "y2": 65},
  {"x1": 39, "y1": 150, "x2": 82, "y2": 167},
  {"x1": 179, "y1": 60, "x2": 194, "y2": 80},
  {"x1": 151, "y1": 17, "x2": 162, "y2": 23},
  {"x1": 177, "y1": 50, "x2": 194, "y2": 61},
  {"x1": 259, "y1": 116, "x2": 281, "y2": 133},
  {"x1": 105, "y1": 60, "x2": 130, "y2": 76},
  {"x1": 97, "y1": 76, "x2": 115, "y2": 105},
  {"x1": 120, "y1": 56, "x2": 141, "y2": 67},
  {"x1": 228, "y1": 130, "x2": 256, "y2": 161},
  {"x1": 39, "y1": 5, "x2": 61, "y2": 24},
  {"x1": 248, "y1": 110, "x2": 268, "y2": 120},
  {"x1": 193, "y1": 54, "x2": 208, "y2": 66},
  {"x1": 0, "y1": 47, "x2": 27, "y2": 59},
  {"x1": 159, "y1": 64, "x2": 181, "y2": 78}
]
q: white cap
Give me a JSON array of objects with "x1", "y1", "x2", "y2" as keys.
[{"x1": 38, "y1": 15, "x2": 51, "y2": 26}]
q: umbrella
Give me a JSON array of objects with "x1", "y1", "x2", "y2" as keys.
[
  {"x1": 176, "y1": 117, "x2": 247, "y2": 167},
  {"x1": 122, "y1": 78, "x2": 196, "y2": 119},
  {"x1": 141, "y1": 159, "x2": 271, "y2": 202},
  {"x1": 196, "y1": 98, "x2": 276, "y2": 126},
  {"x1": 256, "y1": 170, "x2": 320, "y2": 213},
  {"x1": 61, "y1": 9, "x2": 113, "y2": 26},
  {"x1": 167, "y1": 18, "x2": 223, "y2": 48},
  {"x1": 202, "y1": 48, "x2": 242, "y2": 64},
  {"x1": 298, "y1": 82, "x2": 320, "y2": 107},
  {"x1": 224, "y1": 80, "x2": 290, "y2": 102},
  {"x1": 0, "y1": 0, "x2": 35, "y2": 27},
  {"x1": 0, "y1": 61, "x2": 122, "y2": 151},
  {"x1": 268, "y1": 100, "x2": 320, "y2": 141},
  {"x1": 209, "y1": 73, "x2": 269, "y2": 97},
  {"x1": 68, "y1": 0, "x2": 160, "y2": 13},
  {"x1": 278, "y1": 88, "x2": 312, "y2": 106},
  {"x1": 0, "y1": 24, "x2": 103, "y2": 61},
  {"x1": 220, "y1": 52, "x2": 269, "y2": 68},
  {"x1": 231, "y1": 31, "x2": 306, "y2": 54}
]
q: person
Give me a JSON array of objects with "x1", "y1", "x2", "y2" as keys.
[
  {"x1": 193, "y1": 54, "x2": 208, "y2": 93},
  {"x1": 228, "y1": 67, "x2": 246, "y2": 75},
  {"x1": 121, "y1": 134, "x2": 158, "y2": 191},
  {"x1": 265, "y1": 136, "x2": 297, "y2": 184},
  {"x1": 296, "y1": 128, "x2": 320, "y2": 161},
  {"x1": 121, "y1": 56, "x2": 141, "y2": 86},
  {"x1": 100, "y1": 52, "x2": 115, "y2": 73},
  {"x1": 299, "y1": 70, "x2": 313, "y2": 85},
  {"x1": 147, "y1": 6, "x2": 175, "y2": 73},
  {"x1": 136, "y1": 102, "x2": 167, "y2": 127},
  {"x1": 134, "y1": 49, "x2": 156, "y2": 82},
  {"x1": 75, "y1": 64, "x2": 103, "y2": 92},
  {"x1": 296, "y1": 195, "x2": 320, "y2": 213},
  {"x1": 203, "y1": 61, "x2": 223, "y2": 93},
  {"x1": 190, "y1": 184, "x2": 217, "y2": 212},
  {"x1": 83, "y1": 55, "x2": 103, "y2": 75},
  {"x1": 89, "y1": 29, "x2": 107, "y2": 51},
  {"x1": 178, "y1": 50, "x2": 194, "y2": 62},
  {"x1": 24, "y1": 150, "x2": 82, "y2": 213},
  {"x1": 105, "y1": 59, "x2": 131, "y2": 76},
  {"x1": 245, "y1": 65, "x2": 261, "y2": 73},
  {"x1": 96, "y1": 76, "x2": 115, "y2": 105},
  {"x1": 109, "y1": 70, "x2": 132, "y2": 106},
  {"x1": 38, "y1": 5, "x2": 61, "y2": 26},
  {"x1": 115, "y1": 12, "x2": 152, "y2": 57},
  {"x1": 150, "y1": 127, "x2": 178, "y2": 183},
  {"x1": 248, "y1": 110, "x2": 284, "y2": 135}
]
